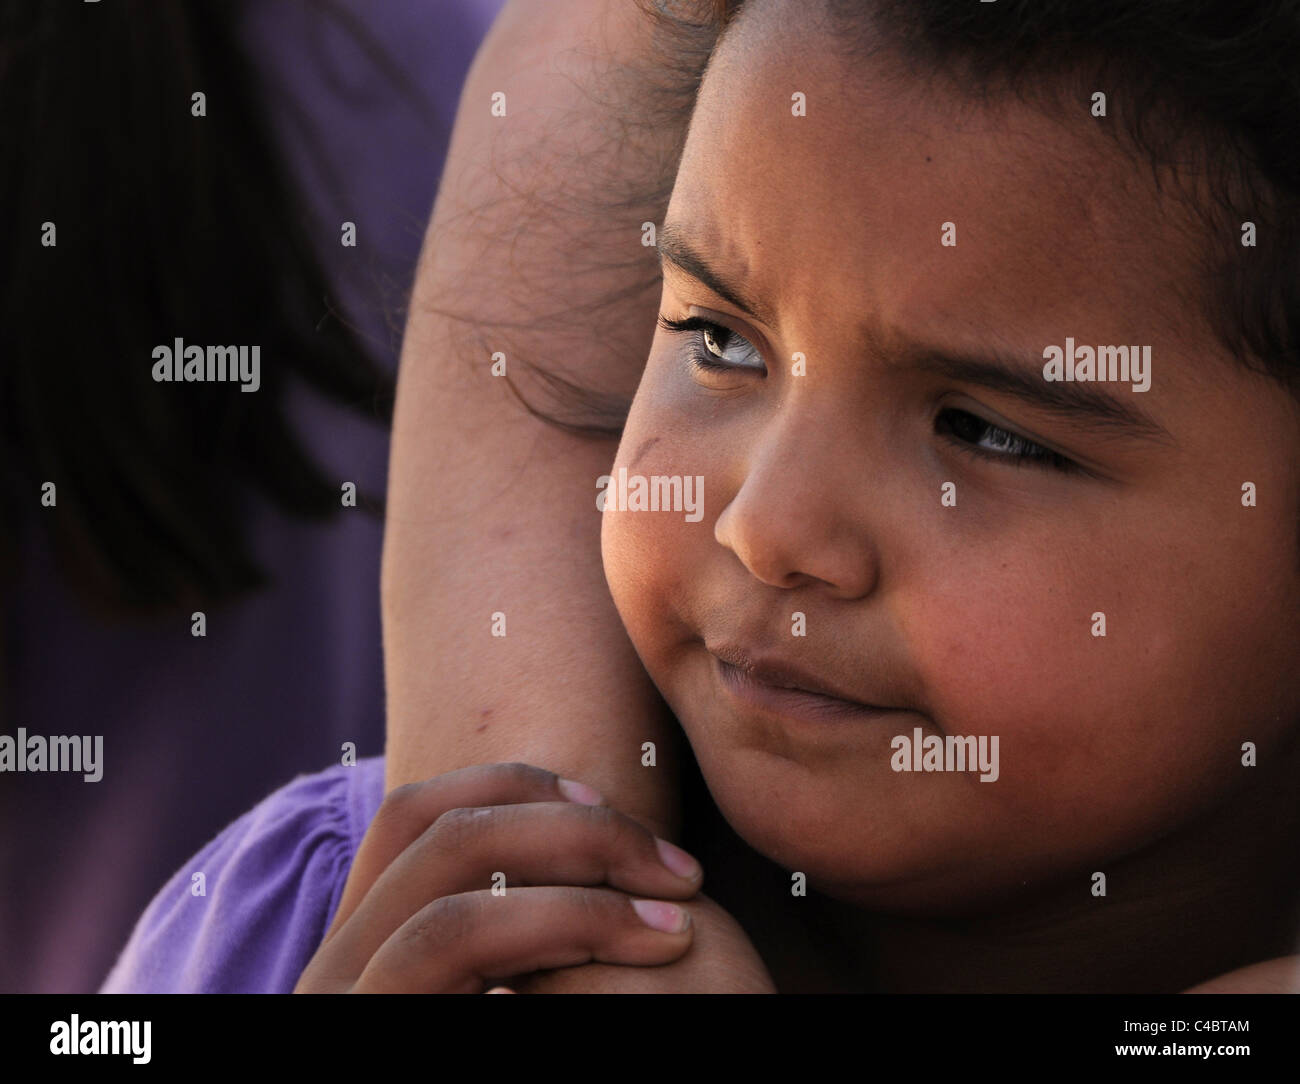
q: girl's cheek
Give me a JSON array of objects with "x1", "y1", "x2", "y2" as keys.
[
  {"x1": 899, "y1": 542, "x2": 1249, "y2": 838},
  {"x1": 601, "y1": 411, "x2": 715, "y2": 651},
  {"x1": 900, "y1": 566, "x2": 1099, "y2": 789}
]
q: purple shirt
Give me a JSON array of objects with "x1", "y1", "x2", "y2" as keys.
[{"x1": 101, "y1": 757, "x2": 387, "y2": 993}]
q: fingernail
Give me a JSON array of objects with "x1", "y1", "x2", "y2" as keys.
[
  {"x1": 631, "y1": 899, "x2": 690, "y2": 933},
  {"x1": 655, "y1": 837, "x2": 702, "y2": 881},
  {"x1": 485, "y1": 986, "x2": 516, "y2": 994},
  {"x1": 556, "y1": 778, "x2": 605, "y2": 806}
]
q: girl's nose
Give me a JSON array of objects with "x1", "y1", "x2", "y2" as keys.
[{"x1": 712, "y1": 429, "x2": 879, "y2": 600}]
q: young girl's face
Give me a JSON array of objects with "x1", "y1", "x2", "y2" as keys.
[{"x1": 602, "y1": 0, "x2": 1300, "y2": 911}]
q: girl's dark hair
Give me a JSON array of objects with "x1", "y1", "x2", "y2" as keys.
[
  {"x1": 0, "y1": 0, "x2": 404, "y2": 617},
  {"x1": 667, "y1": 0, "x2": 1300, "y2": 391}
]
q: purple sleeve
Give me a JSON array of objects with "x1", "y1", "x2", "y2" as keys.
[{"x1": 99, "y1": 757, "x2": 386, "y2": 994}]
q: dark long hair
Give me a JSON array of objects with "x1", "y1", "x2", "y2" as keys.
[{"x1": 0, "y1": 0, "x2": 406, "y2": 617}]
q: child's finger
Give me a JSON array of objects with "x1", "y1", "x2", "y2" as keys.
[
  {"x1": 351, "y1": 886, "x2": 694, "y2": 993},
  {"x1": 325, "y1": 800, "x2": 703, "y2": 975},
  {"x1": 328, "y1": 762, "x2": 602, "y2": 937}
]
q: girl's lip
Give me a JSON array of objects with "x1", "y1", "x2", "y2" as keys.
[
  {"x1": 707, "y1": 642, "x2": 898, "y2": 709},
  {"x1": 713, "y1": 655, "x2": 902, "y2": 723}
]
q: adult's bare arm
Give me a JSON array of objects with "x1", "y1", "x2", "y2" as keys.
[{"x1": 382, "y1": 0, "x2": 714, "y2": 841}]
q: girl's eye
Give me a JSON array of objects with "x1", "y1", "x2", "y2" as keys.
[
  {"x1": 936, "y1": 407, "x2": 1078, "y2": 474},
  {"x1": 654, "y1": 319, "x2": 1076, "y2": 474},
  {"x1": 657, "y1": 314, "x2": 766, "y2": 375}
]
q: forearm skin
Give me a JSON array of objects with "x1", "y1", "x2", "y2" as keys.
[{"x1": 382, "y1": 0, "x2": 708, "y2": 841}]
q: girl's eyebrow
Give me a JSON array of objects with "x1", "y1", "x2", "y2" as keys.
[
  {"x1": 658, "y1": 223, "x2": 778, "y2": 328},
  {"x1": 659, "y1": 222, "x2": 1172, "y2": 445},
  {"x1": 901, "y1": 349, "x2": 1174, "y2": 445}
]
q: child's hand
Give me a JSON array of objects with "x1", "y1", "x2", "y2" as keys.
[
  {"x1": 511, "y1": 894, "x2": 777, "y2": 994},
  {"x1": 294, "y1": 763, "x2": 703, "y2": 993}
]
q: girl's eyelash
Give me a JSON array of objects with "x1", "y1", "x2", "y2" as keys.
[
  {"x1": 936, "y1": 407, "x2": 1079, "y2": 474},
  {"x1": 658, "y1": 314, "x2": 1077, "y2": 475},
  {"x1": 657, "y1": 313, "x2": 762, "y2": 374},
  {"x1": 657, "y1": 314, "x2": 707, "y2": 335}
]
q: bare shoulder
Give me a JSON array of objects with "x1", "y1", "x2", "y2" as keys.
[{"x1": 1182, "y1": 955, "x2": 1300, "y2": 993}]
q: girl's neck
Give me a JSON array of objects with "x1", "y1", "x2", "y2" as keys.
[{"x1": 817, "y1": 754, "x2": 1300, "y2": 993}]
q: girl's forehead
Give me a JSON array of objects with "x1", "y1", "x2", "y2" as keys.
[{"x1": 673, "y1": 3, "x2": 1221, "y2": 385}]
